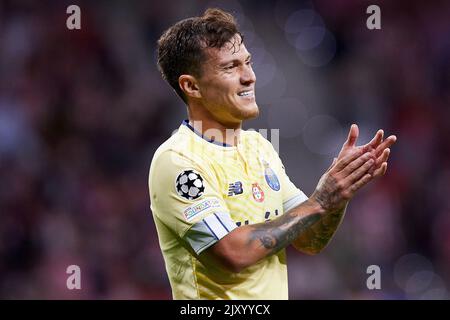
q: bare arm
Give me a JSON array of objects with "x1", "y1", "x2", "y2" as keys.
[
  {"x1": 200, "y1": 197, "x2": 325, "y2": 273},
  {"x1": 291, "y1": 205, "x2": 347, "y2": 255}
]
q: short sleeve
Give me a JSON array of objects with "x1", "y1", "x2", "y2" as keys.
[
  {"x1": 149, "y1": 150, "x2": 237, "y2": 254},
  {"x1": 278, "y1": 162, "x2": 309, "y2": 213}
]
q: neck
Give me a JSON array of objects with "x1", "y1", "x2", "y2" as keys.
[{"x1": 187, "y1": 106, "x2": 242, "y2": 147}]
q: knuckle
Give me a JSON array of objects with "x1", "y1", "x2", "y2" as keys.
[
  {"x1": 329, "y1": 173, "x2": 338, "y2": 183},
  {"x1": 366, "y1": 159, "x2": 374, "y2": 167},
  {"x1": 335, "y1": 180, "x2": 345, "y2": 190},
  {"x1": 351, "y1": 171, "x2": 361, "y2": 180},
  {"x1": 341, "y1": 190, "x2": 351, "y2": 200},
  {"x1": 351, "y1": 182, "x2": 360, "y2": 191}
]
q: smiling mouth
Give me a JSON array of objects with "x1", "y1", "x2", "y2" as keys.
[{"x1": 237, "y1": 90, "x2": 254, "y2": 97}]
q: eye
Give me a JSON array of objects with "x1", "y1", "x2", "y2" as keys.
[
  {"x1": 246, "y1": 60, "x2": 253, "y2": 66},
  {"x1": 224, "y1": 65, "x2": 235, "y2": 70}
]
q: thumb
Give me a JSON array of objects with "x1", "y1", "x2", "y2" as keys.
[{"x1": 345, "y1": 124, "x2": 359, "y2": 147}]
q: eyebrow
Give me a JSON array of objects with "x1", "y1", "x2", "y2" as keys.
[{"x1": 218, "y1": 54, "x2": 252, "y2": 67}]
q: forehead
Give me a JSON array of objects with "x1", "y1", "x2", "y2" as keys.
[{"x1": 203, "y1": 36, "x2": 250, "y2": 65}]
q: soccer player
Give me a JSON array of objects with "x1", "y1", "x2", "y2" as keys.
[{"x1": 149, "y1": 8, "x2": 396, "y2": 299}]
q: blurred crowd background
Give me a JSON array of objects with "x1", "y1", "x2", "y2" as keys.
[{"x1": 0, "y1": 0, "x2": 449, "y2": 299}]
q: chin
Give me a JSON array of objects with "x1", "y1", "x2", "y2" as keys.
[{"x1": 241, "y1": 102, "x2": 260, "y2": 120}]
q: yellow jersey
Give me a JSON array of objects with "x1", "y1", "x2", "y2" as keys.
[{"x1": 148, "y1": 120, "x2": 307, "y2": 299}]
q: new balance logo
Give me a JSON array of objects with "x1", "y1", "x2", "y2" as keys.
[{"x1": 228, "y1": 181, "x2": 243, "y2": 196}]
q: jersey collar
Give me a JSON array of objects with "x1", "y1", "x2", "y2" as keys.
[{"x1": 181, "y1": 120, "x2": 234, "y2": 147}]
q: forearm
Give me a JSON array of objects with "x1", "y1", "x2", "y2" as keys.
[
  {"x1": 212, "y1": 198, "x2": 326, "y2": 272},
  {"x1": 291, "y1": 202, "x2": 348, "y2": 254}
]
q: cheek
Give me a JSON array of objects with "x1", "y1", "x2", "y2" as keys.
[
  {"x1": 208, "y1": 82, "x2": 235, "y2": 100},
  {"x1": 199, "y1": 74, "x2": 238, "y2": 104}
]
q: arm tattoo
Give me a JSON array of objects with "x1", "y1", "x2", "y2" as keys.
[
  {"x1": 294, "y1": 206, "x2": 347, "y2": 254},
  {"x1": 248, "y1": 210, "x2": 323, "y2": 256}
]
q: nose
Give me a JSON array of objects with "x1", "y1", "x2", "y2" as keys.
[{"x1": 240, "y1": 64, "x2": 256, "y2": 85}]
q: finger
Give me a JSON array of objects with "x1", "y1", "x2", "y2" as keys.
[
  {"x1": 332, "y1": 147, "x2": 364, "y2": 172},
  {"x1": 372, "y1": 162, "x2": 388, "y2": 178},
  {"x1": 368, "y1": 148, "x2": 389, "y2": 175},
  {"x1": 348, "y1": 173, "x2": 373, "y2": 196},
  {"x1": 343, "y1": 156, "x2": 375, "y2": 185},
  {"x1": 374, "y1": 135, "x2": 397, "y2": 156},
  {"x1": 374, "y1": 148, "x2": 390, "y2": 168},
  {"x1": 344, "y1": 124, "x2": 359, "y2": 147},
  {"x1": 364, "y1": 129, "x2": 384, "y2": 152},
  {"x1": 338, "y1": 151, "x2": 373, "y2": 177}
]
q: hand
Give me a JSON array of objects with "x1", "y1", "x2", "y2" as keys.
[
  {"x1": 311, "y1": 148, "x2": 376, "y2": 213},
  {"x1": 310, "y1": 124, "x2": 397, "y2": 213},
  {"x1": 336, "y1": 124, "x2": 397, "y2": 178}
]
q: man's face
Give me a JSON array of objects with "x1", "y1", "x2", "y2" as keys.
[{"x1": 196, "y1": 35, "x2": 258, "y2": 126}]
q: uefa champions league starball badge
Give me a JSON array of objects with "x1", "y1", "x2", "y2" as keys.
[{"x1": 175, "y1": 170, "x2": 205, "y2": 200}]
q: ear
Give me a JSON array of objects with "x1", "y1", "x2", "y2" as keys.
[{"x1": 179, "y1": 75, "x2": 202, "y2": 99}]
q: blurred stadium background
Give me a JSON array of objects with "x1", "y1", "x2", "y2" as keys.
[{"x1": 1, "y1": 0, "x2": 449, "y2": 299}]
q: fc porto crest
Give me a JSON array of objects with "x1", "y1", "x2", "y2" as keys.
[
  {"x1": 261, "y1": 158, "x2": 280, "y2": 191},
  {"x1": 251, "y1": 183, "x2": 265, "y2": 202}
]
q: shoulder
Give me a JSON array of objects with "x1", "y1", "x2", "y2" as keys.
[
  {"x1": 150, "y1": 129, "x2": 206, "y2": 170},
  {"x1": 151, "y1": 128, "x2": 187, "y2": 161},
  {"x1": 149, "y1": 130, "x2": 214, "y2": 190}
]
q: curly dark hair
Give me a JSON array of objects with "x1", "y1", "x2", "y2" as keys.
[{"x1": 156, "y1": 8, "x2": 243, "y2": 104}]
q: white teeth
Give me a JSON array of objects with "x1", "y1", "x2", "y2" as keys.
[{"x1": 238, "y1": 90, "x2": 253, "y2": 97}]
